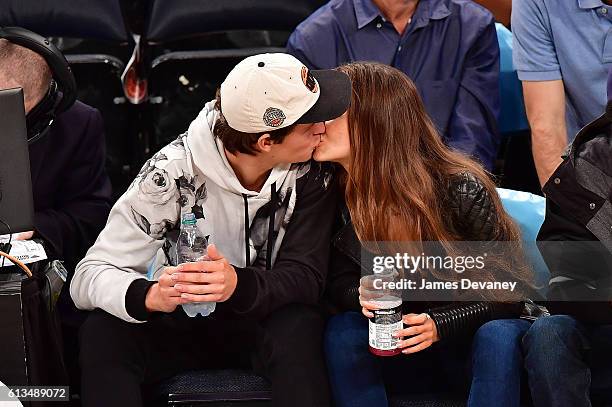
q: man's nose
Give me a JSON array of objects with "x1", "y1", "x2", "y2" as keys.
[{"x1": 312, "y1": 122, "x2": 326, "y2": 135}]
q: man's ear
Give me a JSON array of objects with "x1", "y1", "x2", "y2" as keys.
[{"x1": 256, "y1": 133, "x2": 274, "y2": 152}]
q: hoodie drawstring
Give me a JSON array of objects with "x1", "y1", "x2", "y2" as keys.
[
  {"x1": 242, "y1": 194, "x2": 250, "y2": 267},
  {"x1": 266, "y1": 182, "x2": 277, "y2": 270},
  {"x1": 242, "y1": 182, "x2": 277, "y2": 270}
]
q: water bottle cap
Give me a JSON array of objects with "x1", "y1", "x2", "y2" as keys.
[{"x1": 181, "y1": 213, "x2": 197, "y2": 225}]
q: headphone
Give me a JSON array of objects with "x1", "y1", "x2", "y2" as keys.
[{"x1": 0, "y1": 26, "x2": 77, "y2": 144}]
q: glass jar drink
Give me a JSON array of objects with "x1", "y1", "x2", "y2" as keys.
[
  {"x1": 368, "y1": 295, "x2": 403, "y2": 356},
  {"x1": 361, "y1": 269, "x2": 403, "y2": 357}
]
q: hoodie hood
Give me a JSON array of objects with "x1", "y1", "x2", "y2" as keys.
[{"x1": 185, "y1": 100, "x2": 291, "y2": 198}]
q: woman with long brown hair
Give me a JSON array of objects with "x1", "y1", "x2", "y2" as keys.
[{"x1": 315, "y1": 62, "x2": 533, "y2": 406}]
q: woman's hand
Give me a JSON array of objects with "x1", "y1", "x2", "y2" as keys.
[
  {"x1": 394, "y1": 313, "x2": 439, "y2": 354},
  {"x1": 358, "y1": 285, "x2": 380, "y2": 318}
]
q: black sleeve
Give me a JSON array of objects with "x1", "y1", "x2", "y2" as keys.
[
  {"x1": 34, "y1": 108, "x2": 112, "y2": 270},
  {"x1": 125, "y1": 279, "x2": 157, "y2": 321},
  {"x1": 428, "y1": 301, "x2": 523, "y2": 341},
  {"x1": 219, "y1": 163, "x2": 338, "y2": 320},
  {"x1": 537, "y1": 199, "x2": 612, "y2": 324}
]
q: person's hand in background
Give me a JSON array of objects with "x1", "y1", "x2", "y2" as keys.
[{"x1": 15, "y1": 231, "x2": 34, "y2": 241}]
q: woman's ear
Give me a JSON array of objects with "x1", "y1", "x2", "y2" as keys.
[{"x1": 256, "y1": 133, "x2": 274, "y2": 152}]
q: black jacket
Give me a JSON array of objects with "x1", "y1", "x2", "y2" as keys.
[
  {"x1": 537, "y1": 109, "x2": 612, "y2": 325},
  {"x1": 29, "y1": 101, "x2": 112, "y2": 271},
  {"x1": 327, "y1": 172, "x2": 523, "y2": 341}
]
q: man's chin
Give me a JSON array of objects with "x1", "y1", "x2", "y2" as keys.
[
  {"x1": 303, "y1": 149, "x2": 318, "y2": 162},
  {"x1": 312, "y1": 149, "x2": 325, "y2": 162}
]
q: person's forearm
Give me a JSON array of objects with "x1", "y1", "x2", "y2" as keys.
[
  {"x1": 522, "y1": 80, "x2": 568, "y2": 187},
  {"x1": 531, "y1": 126, "x2": 567, "y2": 186}
]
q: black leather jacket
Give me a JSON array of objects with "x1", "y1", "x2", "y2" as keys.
[{"x1": 327, "y1": 172, "x2": 523, "y2": 341}]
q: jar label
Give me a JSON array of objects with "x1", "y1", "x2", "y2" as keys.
[{"x1": 368, "y1": 306, "x2": 402, "y2": 351}]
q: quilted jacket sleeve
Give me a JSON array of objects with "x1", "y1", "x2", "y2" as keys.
[{"x1": 428, "y1": 172, "x2": 524, "y2": 340}]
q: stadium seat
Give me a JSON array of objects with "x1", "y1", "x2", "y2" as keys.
[{"x1": 160, "y1": 368, "x2": 466, "y2": 406}]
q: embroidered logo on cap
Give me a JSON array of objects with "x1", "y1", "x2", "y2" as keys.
[
  {"x1": 263, "y1": 107, "x2": 286, "y2": 127},
  {"x1": 301, "y1": 66, "x2": 319, "y2": 93}
]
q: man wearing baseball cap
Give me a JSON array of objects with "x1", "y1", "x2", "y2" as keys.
[{"x1": 71, "y1": 53, "x2": 351, "y2": 407}]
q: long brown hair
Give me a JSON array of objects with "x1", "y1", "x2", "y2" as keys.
[{"x1": 338, "y1": 62, "x2": 530, "y2": 299}]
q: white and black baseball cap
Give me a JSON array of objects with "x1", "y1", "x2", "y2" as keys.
[{"x1": 220, "y1": 53, "x2": 351, "y2": 133}]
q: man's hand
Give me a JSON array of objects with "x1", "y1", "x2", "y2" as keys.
[
  {"x1": 172, "y1": 244, "x2": 238, "y2": 303},
  {"x1": 394, "y1": 313, "x2": 439, "y2": 354},
  {"x1": 144, "y1": 245, "x2": 238, "y2": 313},
  {"x1": 145, "y1": 266, "x2": 185, "y2": 313}
]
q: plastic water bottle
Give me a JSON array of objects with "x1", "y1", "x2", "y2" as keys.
[{"x1": 176, "y1": 213, "x2": 216, "y2": 317}]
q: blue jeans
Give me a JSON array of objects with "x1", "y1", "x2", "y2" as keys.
[
  {"x1": 325, "y1": 312, "x2": 529, "y2": 407},
  {"x1": 523, "y1": 315, "x2": 612, "y2": 407},
  {"x1": 469, "y1": 319, "x2": 531, "y2": 407}
]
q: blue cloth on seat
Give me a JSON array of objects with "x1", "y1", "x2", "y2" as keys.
[
  {"x1": 497, "y1": 188, "x2": 549, "y2": 295},
  {"x1": 497, "y1": 188, "x2": 545, "y2": 241},
  {"x1": 496, "y1": 24, "x2": 529, "y2": 135}
]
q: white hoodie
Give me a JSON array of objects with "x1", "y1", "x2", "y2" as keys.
[{"x1": 70, "y1": 101, "x2": 332, "y2": 323}]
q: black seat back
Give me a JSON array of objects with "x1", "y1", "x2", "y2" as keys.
[
  {"x1": 145, "y1": 0, "x2": 326, "y2": 43},
  {"x1": 0, "y1": 0, "x2": 129, "y2": 42}
]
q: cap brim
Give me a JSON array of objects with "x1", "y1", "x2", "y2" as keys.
[{"x1": 295, "y1": 69, "x2": 351, "y2": 124}]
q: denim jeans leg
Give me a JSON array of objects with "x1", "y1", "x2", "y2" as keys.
[
  {"x1": 324, "y1": 312, "x2": 388, "y2": 407},
  {"x1": 468, "y1": 319, "x2": 531, "y2": 407},
  {"x1": 523, "y1": 315, "x2": 591, "y2": 407}
]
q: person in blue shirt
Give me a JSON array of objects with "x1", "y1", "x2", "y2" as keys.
[
  {"x1": 287, "y1": 0, "x2": 501, "y2": 171},
  {"x1": 512, "y1": 0, "x2": 612, "y2": 187}
]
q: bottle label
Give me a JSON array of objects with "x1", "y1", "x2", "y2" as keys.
[{"x1": 368, "y1": 306, "x2": 403, "y2": 351}]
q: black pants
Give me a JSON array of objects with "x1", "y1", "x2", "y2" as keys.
[{"x1": 78, "y1": 304, "x2": 331, "y2": 407}]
